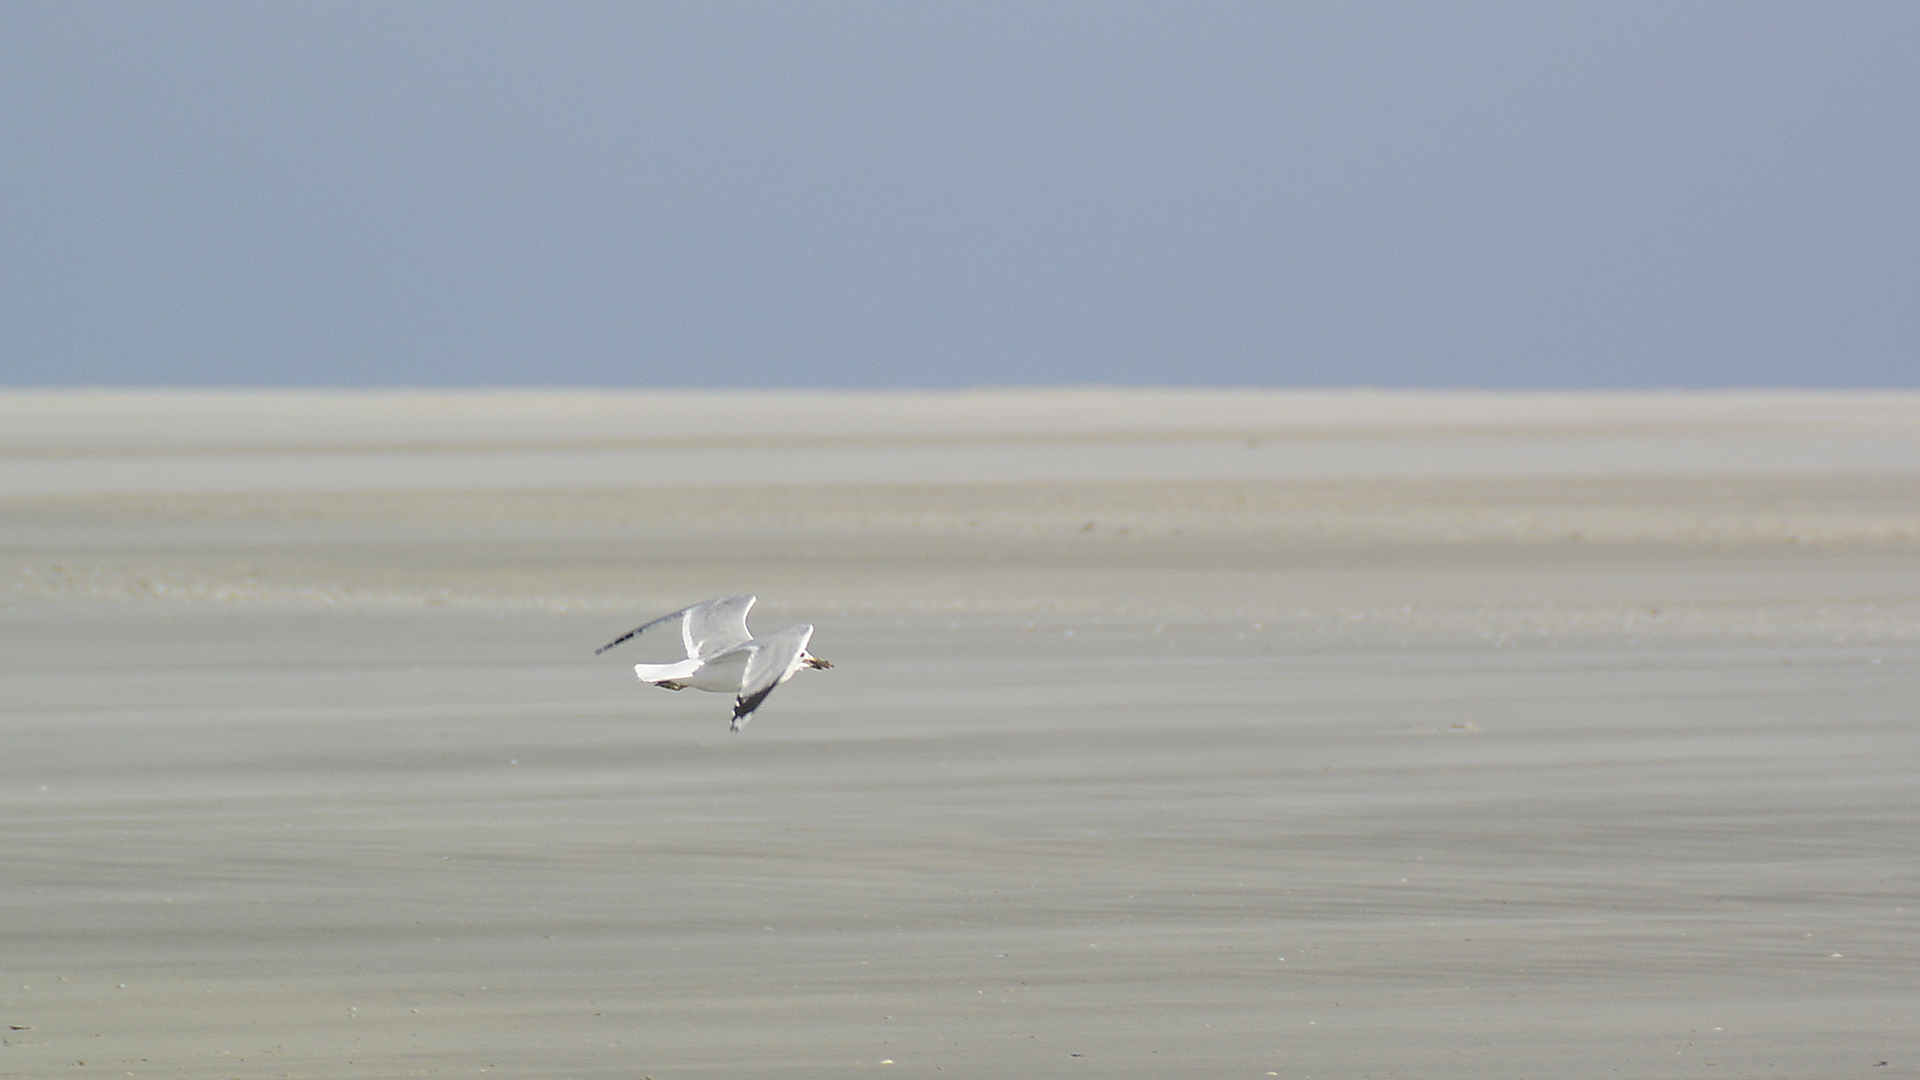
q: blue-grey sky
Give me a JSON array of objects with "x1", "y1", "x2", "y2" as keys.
[{"x1": 2, "y1": 2, "x2": 1914, "y2": 388}]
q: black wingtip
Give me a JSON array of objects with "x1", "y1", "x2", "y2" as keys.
[
  {"x1": 593, "y1": 626, "x2": 641, "y2": 656},
  {"x1": 732, "y1": 684, "x2": 776, "y2": 728}
]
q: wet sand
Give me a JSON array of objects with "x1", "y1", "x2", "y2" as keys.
[{"x1": 3, "y1": 390, "x2": 1918, "y2": 1078}]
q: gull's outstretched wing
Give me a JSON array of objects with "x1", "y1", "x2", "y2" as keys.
[
  {"x1": 731, "y1": 623, "x2": 813, "y2": 731},
  {"x1": 684, "y1": 594, "x2": 757, "y2": 659},
  {"x1": 593, "y1": 595, "x2": 756, "y2": 658}
]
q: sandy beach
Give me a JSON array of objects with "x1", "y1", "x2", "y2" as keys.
[{"x1": 3, "y1": 389, "x2": 1917, "y2": 1079}]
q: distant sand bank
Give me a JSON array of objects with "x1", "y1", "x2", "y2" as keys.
[
  {"x1": 4, "y1": 389, "x2": 1918, "y2": 496},
  {"x1": 4, "y1": 389, "x2": 1916, "y2": 639}
]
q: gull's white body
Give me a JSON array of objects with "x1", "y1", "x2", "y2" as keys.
[{"x1": 595, "y1": 595, "x2": 830, "y2": 731}]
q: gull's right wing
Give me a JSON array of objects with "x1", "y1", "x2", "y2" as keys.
[
  {"x1": 593, "y1": 594, "x2": 756, "y2": 658},
  {"x1": 684, "y1": 594, "x2": 757, "y2": 659}
]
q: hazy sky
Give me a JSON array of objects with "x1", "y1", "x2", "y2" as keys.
[{"x1": 2, "y1": 2, "x2": 1914, "y2": 388}]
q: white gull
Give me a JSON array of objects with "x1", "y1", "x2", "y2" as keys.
[{"x1": 595, "y1": 595, "x2": 832, "y2": 732}]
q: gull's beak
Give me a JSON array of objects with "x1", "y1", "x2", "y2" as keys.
[{"x1": 806, "y1": 656, "x2": 834, "y2": 670}]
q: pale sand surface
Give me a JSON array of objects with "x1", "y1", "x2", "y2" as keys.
[{"x1": 3, "y1": 390, "x2": 1918, "y2": 1078}]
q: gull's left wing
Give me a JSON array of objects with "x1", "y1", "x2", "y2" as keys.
[{"x1": 731, "y1": 623, "x2": 814, "y2": 731}]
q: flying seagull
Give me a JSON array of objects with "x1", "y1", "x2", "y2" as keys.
[{"x1": 595, "y1": 595, "x2": 832, "y2": 731}]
